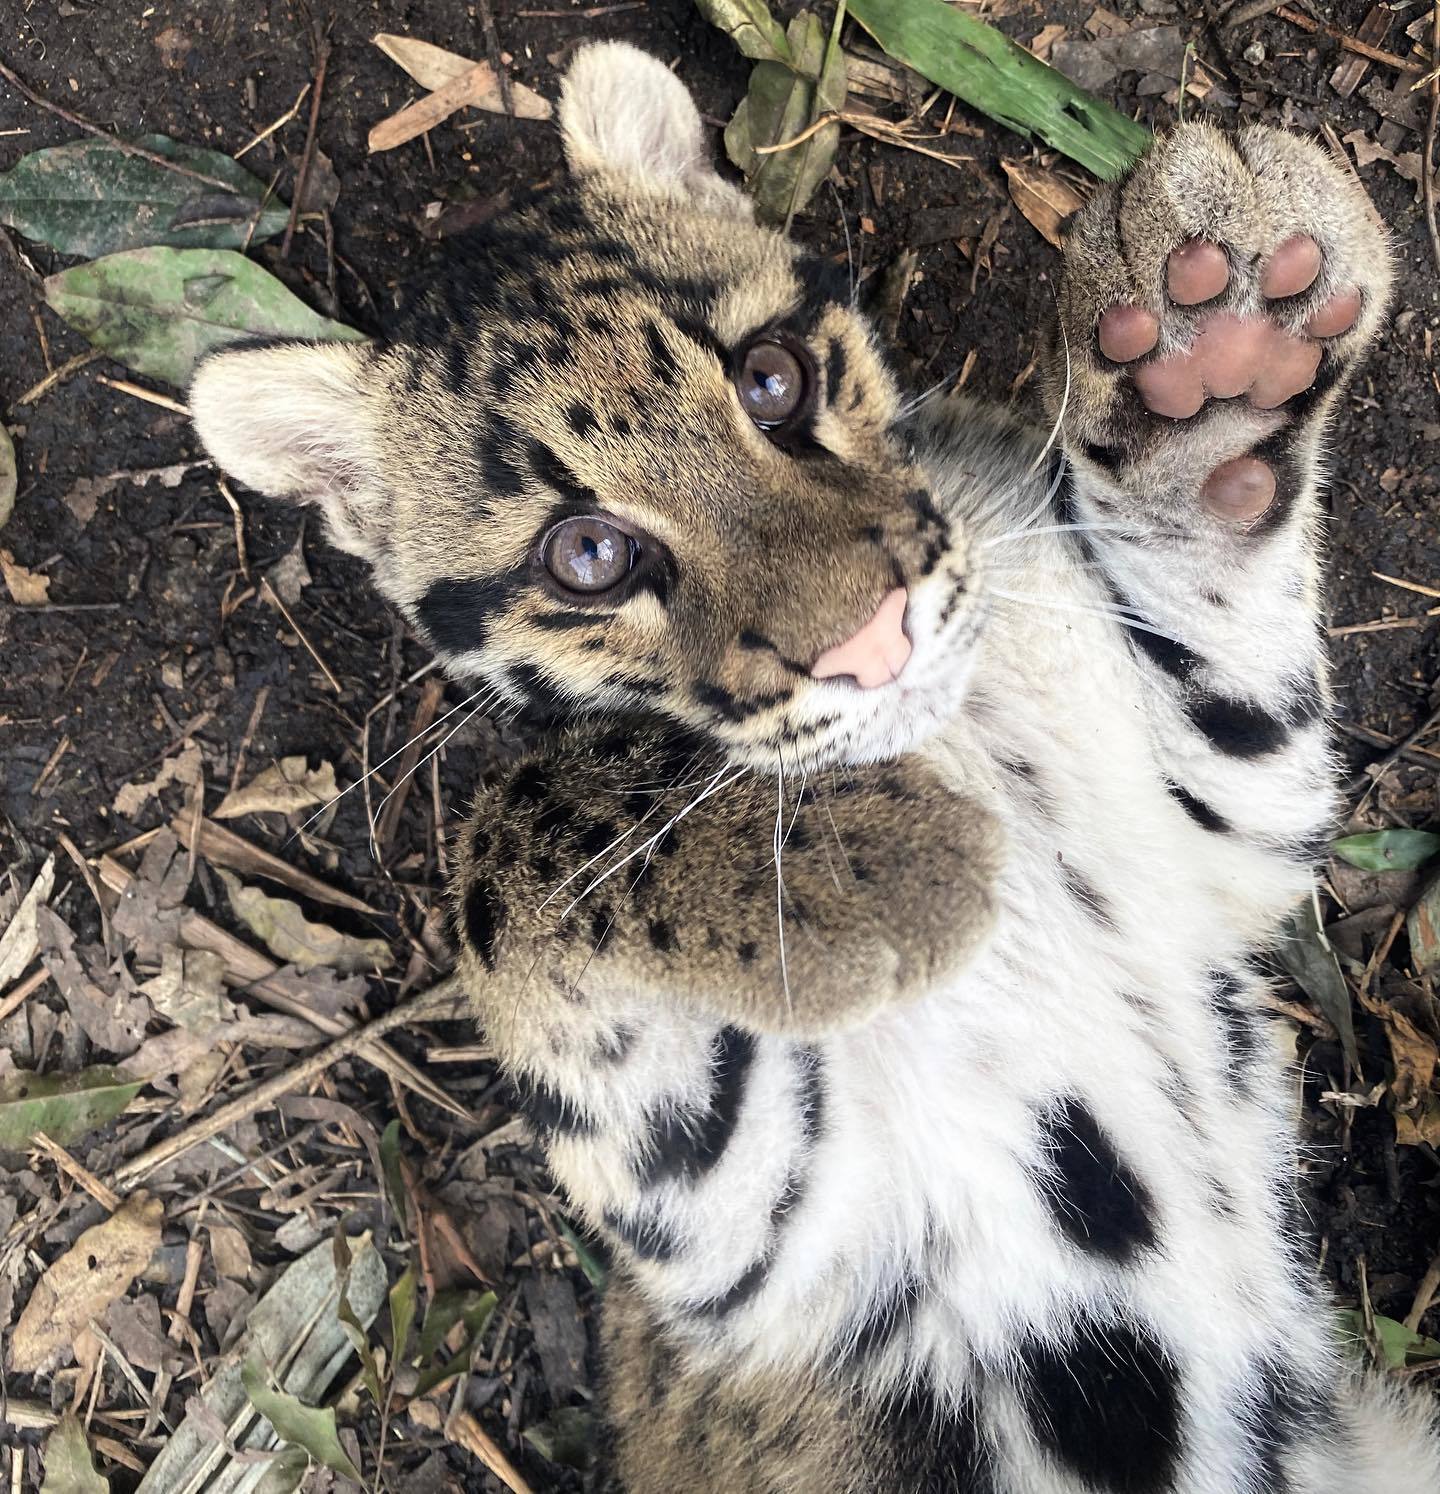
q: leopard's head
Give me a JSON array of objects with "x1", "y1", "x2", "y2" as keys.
[{"x1": 192, "y1": 43, "x2": 983, "y2": 772}]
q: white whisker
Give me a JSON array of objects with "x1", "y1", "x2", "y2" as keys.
[{"x1": 990, "y1": 588, "x2": 1187, "y2": 645}]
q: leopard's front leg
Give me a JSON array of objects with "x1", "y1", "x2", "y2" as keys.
[{"x1": 1046, "y1": 123, "x2": 1392, "y2": 849}]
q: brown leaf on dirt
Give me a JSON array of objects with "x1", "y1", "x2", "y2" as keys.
[
  {"x1": 1342, "y1": 128, "x2": 1438, "y2": 203},
  {"x1": 1001, "y1": 161, "x2": 1086, "y2": 249},
  {"x1": 110, "y1": 829, "x2": 189, "y2": 960},
  {"x1": 1027, "y1": 24, "x2": 1067, "y2": 61},
  {"x1": 39, "y1": 1411, "x2": 108, "y2": 1494},
  {"x1": 264, "y1": 528, "x2": 312, "y2": 607},
  {"x1": 1380, "y1": 1002, "x2": 1440, "y2": 1145},
  {"x1": 368, "y1": 59, "x2": 551, "y2": 153},
  {"x1": 35, "y1": 906, "x2": 152, "y2": 1056},
  {"x1": 0, "y1": 854, "x2": 55, "y2": 987},
  {"x1": 104, "y1": 1292, "x2": 186, "y2": 1374},
  {"x1": 139, "y1": 945, "x2": 228, "y2": 1031},
  {"x1": 208, "y1": 1222, "x2": 253, "y2": 1281},
  {"x1": 218, "y1": 870, "x2": 393, "y2": 974},
  {"x1": 214, "y1": 756, "x2": 338, "y2": 820},
  {"x1": 10, "y1": 1191, "x2": 163, "y2": 1374},
  {"x1": 112, "y1": 742, "x2": 202, "y2": 818},
  {"x1": 1, "y1": 547, "x2": 51, "y2": 605},
  {"x1": 374, "y1": 31, "x2": 491, "y2": 90}
]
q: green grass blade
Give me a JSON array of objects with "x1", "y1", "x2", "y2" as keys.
[{"x1": 846, "y1": 0, "x2": 1151, "y2": 180}]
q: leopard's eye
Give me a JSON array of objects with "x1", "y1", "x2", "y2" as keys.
[
  {"x1": 735, "y1": 337, "x2": 810, "y2": 429},
  {"x1": 542, "y1": 517, "x2": 636, "y2": 594}
]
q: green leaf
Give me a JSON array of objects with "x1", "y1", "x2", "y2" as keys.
[
  {"x1": 694, "y1": 0, "x2": 793, "y2": 62},
  {"x1": 412, "y1": 1289, "x2": 497, "y2": 1396},
  {"x1": 558, "y1": 1216, "x2": 609, "y2": 1292},
  {"x1": 388, "y1": 1263, "x2": 418, "y2": 1364},
  {"x1": 416, "y1": 1287, "x2": 496, "y2": 1364},
  {"x1": 1275, "y1": 892, "x2": 1357, "y2": 1068},
  {"x1": 44, "y1": 247, "x2": 365, "y2": 389},
  {"x1": 726, "y1": 53, "x2": 837, "y2": 226},
  {"x1": 523, "y1": 1406, "x2": 597, "y2": 1471},
  {"x1": 0, "y1": 1065, "x2": 143, "y2": 1149},
  {"x1": 1336, "y1": 1310, "x2": 1440, "y2": 1369},
  {"x1": 0, "y1": 421, "x2": 15, "y2": 532},
  {"x1": 1333, "y1": 829, "x2": 1440, "y2": 872},
  {"x1": 0, "y1": 136, "x2": 290, "y2": 258},
  {"x1": 241, "y1": 1357, "x2": 363, "y2": 1481},
  {"x1": 846, "y1": 0, "x2": 1152, "y2": 181},
  {"x1": 379, "y1": 1118, "x2": 408, "y2": 1231},
  {"x1": 40, "y1": 1412, "x2": 109, "y2": 1494}
]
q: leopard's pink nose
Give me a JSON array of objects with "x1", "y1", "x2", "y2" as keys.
[{"x1": 811, "y1": 587, "x2": 911, "y2": 689}]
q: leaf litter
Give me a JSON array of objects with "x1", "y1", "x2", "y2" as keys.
[{"x1": 6, "y1": 8, "x2": 1437, "y2": 1491}]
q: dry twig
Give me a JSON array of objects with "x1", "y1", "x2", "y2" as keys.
[{"x1": 282, "y1": 16, "x2": 333, "y2": 259}]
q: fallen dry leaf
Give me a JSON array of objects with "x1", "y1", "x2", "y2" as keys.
[
  {"x1": 368, "y1": 59, "x2": 551, "y2": 154},
  {"x1": 208, "y1": 1222, "x2": 253, "y2": 1281},
  {"x1": 265, "y1": 527, "x2": 312, "y2": 607},
  {"x1": 113, "y1": 741, "x2": 202, "y2": 817},
  {"x1": 214, "y1": 756, "x2": 338, "y2": 820},
  {"x1": 1028, "y1": 23, "x2": 1067, "y2": 61},
  {"x1": 218, "y1": 870, "x2": 393, "y2": 974},
  {"x1": 1, "y1": 546, "x2": 51, "y2": 604},
  {"x1": 1343, "y1": 127, "x2": 1438, "y2": 203},
  {"x1": 36, "y1": 906, "x2": 152, "y2": 1056},
  {"x1": 139, "y1": 945, "x2": 228, "y2": 1031},
  {"x1": 373, "y1": 31, "x2": 477, "y2": 91},
  {"x1": 0, "y1": 853, "x2": 55, "y2": 987},
  {"x1": 10, "y1": 1191, "x2": 163, "y2": 1374},
  {"x1": 39, "y1": 1411, "x2": 109, "y2": 1494},
  {"x1": 1001, "y1": 161, "x2": 1086, "y2": 249},
  {"x1": 61, "y1": 461, "x2": 201, "y2": 530},
  {"x1": 104, "y1": 1293, "x2": 186, "y2": 1375}
]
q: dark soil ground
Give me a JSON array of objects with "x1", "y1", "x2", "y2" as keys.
[{"x1": 2, "y1": 1, "x2": 1439, "y2": 1489}]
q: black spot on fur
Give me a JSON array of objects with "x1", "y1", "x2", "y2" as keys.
[
  {"x1": 880, "y1": 1380, "x2": 996, "y2": 1493},
  {"x1": 1129, "y1": 622, "x2": 1203, "y2": 680},
  {"x1": 906, "y1": 487, "x2": 946, "y2": 532},
  {"x1": 576, "y1": 819, "x2": 619, "y2": 859},
  {"x1": 826, "y1": 336, "x2": 847, "y2": 407},
  {"x1": 738, "y1": 628, "x2": 774, "y2": 651},
  {"x1": 845, "y1": 1272, "x2": 922, "y2": 1364},
  {"x1": 795, "y1": 254, "x2": 850, "y2": 320},
  {"x1": 416, "y1": 569, "x2": 527, "y2": 657},
  {"x1": 530, "y1": 608, "x2": 601, "y2": 631},
  {"x1": 648, "y1": 918, "x2": 676, "y2": 953},
  {"x1": 640, "y1": 1026, "x2": 755, "y2": 1183},
  {"x1": 1019, "y1": 1311, "x2": 1180, "y2": 1493},
  {"x1": 443, "y1": 338, "x2": 469, "y2": 395},
  {"x1": 1210, "y1": 969, "x2": 1264, "y2": 1086},
  {"x1": 508, "y1": 659, "x2": 568, "y2": 718},
  {"x1": 566, "y1": 400, "x2": 599, "y2": 438},
  {"x1": 528, "y1": 439, "x2": 598, "y2": 507},
  {"x1": 478, "y1": 413, "x2": 528, "y2": 498},
  {"x1": 688, "y1": 1254, "x2": 770, "y2": 1317},
  {"x1": 737, "y1": 940, "x2": 758, "y2": 965},
  {"x1": 694, "y1": 681, "x2": 743, "y2": 722},
  {"x1": 507, "y1": 762, "x2": 551, "y2": 805},
  {"x1": 645, "y1": 320, "x2": 680, "y2": 387},
  {"x1": 672, "y1": 314, "x2": 727, "y2": 365},
  {"x1": 1186, "y1": 692, "x2": 1290, "y2": 758},
  {"x1": 509, "y1": 1070, "x2": 594, "y2": 1136},
  {"x1": 1058, "y1": 861, "x2": 1117, "y2": 932},
  {"x1": 605, "y1": 1207, "x2": 680, "y2": 1262},
  {"x1": 1165, "y1": 780, "x2": 1231, "y2": 833},
  {"x1": 588, "y1": 906, "x2": 616, "y2": 954},
  {"x1": 1038, "y1": 1097, "x2": 1156, "y2": 1261}
]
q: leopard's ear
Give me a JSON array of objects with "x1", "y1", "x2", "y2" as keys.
[
  {"x1": 188, "y1": 340, "x2": 390, "y2": 561},
  {"x1": 558, "y1": 42, "x2": 750, "y2": 216}
]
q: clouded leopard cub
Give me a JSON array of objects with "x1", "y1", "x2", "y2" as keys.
[{"x1": 192, "y1": 41, "x2": 1438, "y2": 1494}]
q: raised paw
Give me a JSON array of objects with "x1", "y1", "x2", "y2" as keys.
[{"x1": 1050, "y1": 122, "x2": 1392, "y2": 528}]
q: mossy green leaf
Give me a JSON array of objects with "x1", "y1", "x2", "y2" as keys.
[
  {"x1": 694, "y1": 0, "x2": 792, "y2": 62},
  {"x1": 1332, "y1": 828, "x2": 1440, "y2": 872},
  {"x1": 44, "y1": 247, "x2": 365, "y2": 389},
  {"x1": 846, "y1": 0, "x2": 1151, "y2": 180},
  {"x1": 40, "y1": 1412, "x2": 109, "y2": 1494},
  {"x1": 0, "y1": 1065, "x2": 142, "y2": 1149},
  {"x1": 241, "y1": 1358, "x2": 362, "y2": 1481},
  {"x1": 0, "y1": 136, "x2": 291, "y2": 257}
]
